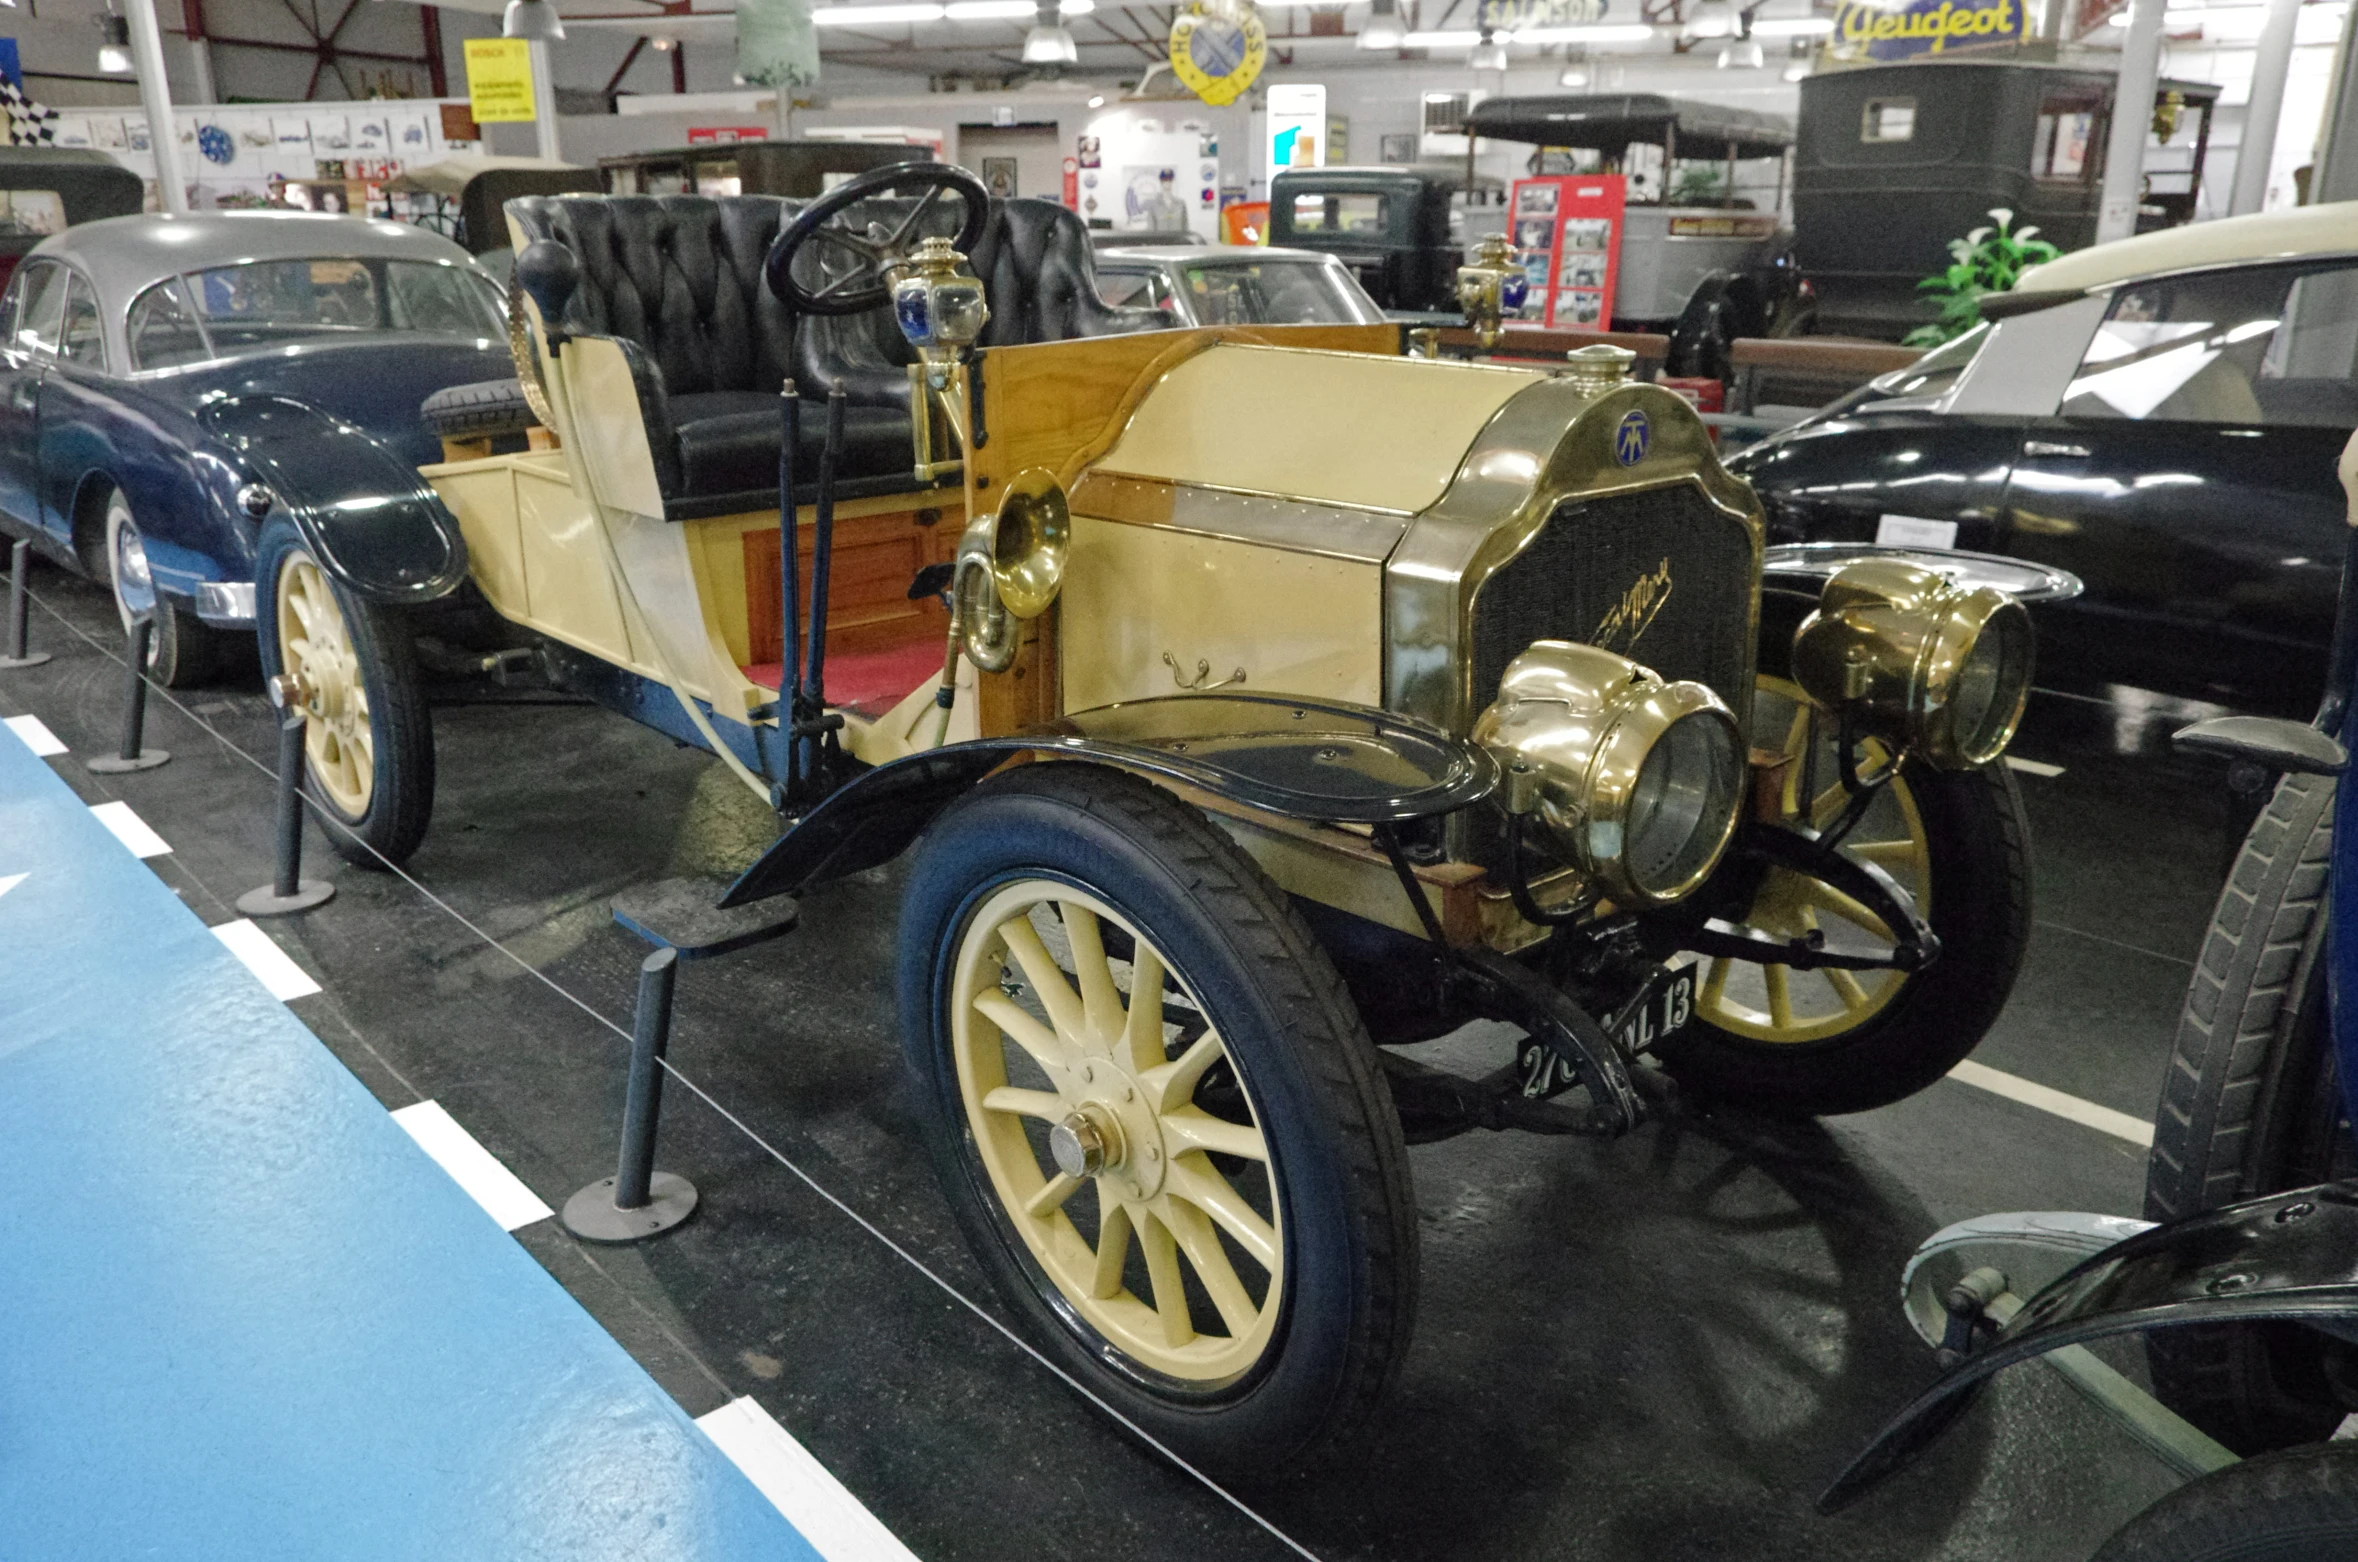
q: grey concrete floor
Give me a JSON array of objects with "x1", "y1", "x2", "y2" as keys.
[{"x1": 0, "y1": 557, "x2": 2241, "y2": 1562}]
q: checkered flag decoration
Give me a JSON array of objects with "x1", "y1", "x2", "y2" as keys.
[{"x1": 0, "y1": 79, "x2": 58, "y2": 146}]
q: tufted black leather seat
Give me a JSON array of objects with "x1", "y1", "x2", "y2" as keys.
[{"x1": 505, "y1": 189, "x2": 1171, "y2": 519}]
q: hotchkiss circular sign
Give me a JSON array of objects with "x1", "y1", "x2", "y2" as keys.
[{"x1": 1169, "y1": 4, "x2": 1266, "y2": 108}]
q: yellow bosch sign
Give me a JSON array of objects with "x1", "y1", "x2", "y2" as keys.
[
  {"x1": 1169, "y1": 4, "x2": 1266, "y2": 108},
  {"x1": 1830, "y1": 0, "x2": 2024, "y2": 57},
  {"x1": 464, "y1": 38, "x2": 538, "y2": 123}
]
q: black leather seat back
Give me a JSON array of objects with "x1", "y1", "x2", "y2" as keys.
[
  {"x1": 506, "y1": 193, "x2": 798, "y2": 399},
  {"x1": 969, "y1": 199, "x2": 1171, "y2": 345}
]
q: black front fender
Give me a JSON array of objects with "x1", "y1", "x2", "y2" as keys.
[
  {"x1": 1819, "y1": 1181, "x2": 2358, "y2": 1513},
  {"x1": 720, "y1": 692, "x2": 1499, "y2": 908},
  {"x1": 208, "y1": 395, "x2": 465, "y2": 604}
]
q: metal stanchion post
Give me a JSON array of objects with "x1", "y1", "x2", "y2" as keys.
[
  {"x1": 562, "y1": 948, "x2": 699, "y2": 1242},
  {"x1": 0, "y1": 539, "x2": 50, "y2": 670},
  {"x1": 237, "y1": 673, "x2": 334, "y2": 915},
  {"x1": 85, "y1": 617, "x2": 169, "y2": 773}
]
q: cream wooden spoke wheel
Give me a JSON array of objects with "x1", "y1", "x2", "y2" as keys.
[
  {"x1": 1657, "y1": 674, "x2": 2032, "y2": 1117},
  {"x1": 256, "y1": 516, "x2": 435, "y2": 868},
  {"x1": 952, "y1": 880, "x2": 1282, "y2": 1385},
  {"x1": 277, "y1": 550, "x2": 375, "y2": 818},
  {"x1": 1695, "y1": 679, "x2": 1931, "y2": 1045},
  {"x1": 900, "y1": 766, "x2": 1416, "y2": 1472}
]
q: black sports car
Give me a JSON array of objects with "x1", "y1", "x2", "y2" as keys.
[{"x1": 1729, "y1": 205, "x2": 2358, "y2": 716}]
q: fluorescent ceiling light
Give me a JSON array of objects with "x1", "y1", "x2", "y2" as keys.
[
  {"x1": 1470, "y1": 32, "x2": 1511, "y2": 66},
  {"x1": 1087, "y1": 93, "x2": 1106, "y2": 106},
  {"x1": 1514, "y1": 22, "x2": 1654, "y2": 41},
  {"x1": 946, "y1": 0, "x2": 1032, "y2": 15},
  {"x1": 1717, "y1": 37, "x2": 1765, "y2": 65},
  {"x1": 98, "y1": 11, "x2": 133, "y2": 70},
  {"x1": 815, "y1": 3, "x2": 945, "y2": 23},
  {"x1": 1062, "y1": 0, "x2": 1095, "y2": 14},
  {"x1": 1406, "y1": 28, "x2": 1482, "y2": 45},
  {"x1": 1360, "y1": 0, "x2": 1406, "y2": 48},
  {"x1": 1559, "y1": 61, "x2": 1590, "y2": 84},
  {"x1": 1750, "y1": 15, "x2": 1833, "y2": 34},
  {"x1": 1783, "y1": 62, "x2": 1810, "y2": 79}
]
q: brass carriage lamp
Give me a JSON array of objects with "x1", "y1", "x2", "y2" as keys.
[
  {"x1": 1455, "y1": 234, "x2": 1526, "y2": 350},
  {"x1": 891, "y1": 236, "x2": 991, "y2": 378}
]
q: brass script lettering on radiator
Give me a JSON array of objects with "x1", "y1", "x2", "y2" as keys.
[{"x1": 1591, "y1": 558, "x2": 1674, "y2": 657}]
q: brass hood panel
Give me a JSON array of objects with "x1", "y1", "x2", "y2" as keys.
[{"x1": 1093, "y1": 343, "x2": 1545, "y2": 516}]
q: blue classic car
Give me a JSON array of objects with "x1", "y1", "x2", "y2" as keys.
[{"x1": 0, "y1": 211, "x2": 512, "y2": 682}]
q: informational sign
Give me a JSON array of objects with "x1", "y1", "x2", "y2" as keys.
[
  {"x1": 1827, "y1": 0, "x2": 2028, "y2": 61},
  {"x1": 1266, "y1": 83, "x2": 1326, "y2": 174},
  {"x1": 463, "y1": 39, "x2": 537, "y2": 124},
  {"x1": 1169, "y1": 4, "x2": 1266, "y2": 108},
  {"x1": 1508, "y1": 173, "x2": 1625, "y2": 331},
  {"x1": 1062, "y1": 154, "x2": 1079, "y2": 208}
]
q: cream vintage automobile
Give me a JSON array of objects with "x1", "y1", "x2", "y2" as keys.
[{"x1": 253, "y1": 163, "x2": 2049, "y2": 1470}]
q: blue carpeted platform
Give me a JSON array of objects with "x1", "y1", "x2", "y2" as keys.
[{"x1": 0, "y1": 728, "x2": 819, "y2": 1562}]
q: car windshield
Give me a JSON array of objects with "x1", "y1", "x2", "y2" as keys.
[
  {"x1": 176, "y1": 257, "x2": 502, "y2": 356},
  {"x1": 1177, "y1": 260, "x2": 1377, "y2": 326}
]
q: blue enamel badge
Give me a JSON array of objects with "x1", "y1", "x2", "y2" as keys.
[{"x1": 1614, "y1": 408, "x2": 1650, "y2": 466}]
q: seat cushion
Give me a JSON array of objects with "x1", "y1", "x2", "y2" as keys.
[{"x1": 670, "y1": 393, "x2": 916, "y2": 503}]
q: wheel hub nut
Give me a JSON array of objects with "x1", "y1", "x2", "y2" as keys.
[{"x1": 1050, "y1": 1111, "x2": 1115, "y2": 1179}]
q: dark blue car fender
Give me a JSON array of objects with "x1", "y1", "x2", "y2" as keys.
[{"x1": 204, "y1": 394, "x2": 466, "y2": 605}]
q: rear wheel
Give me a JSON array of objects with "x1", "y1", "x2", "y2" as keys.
[
  {"x1": 2087, "y1": 1444, "x2": 2358, "y2": 1562},
  {"x1": 898, "y1": 764, "x2": 1416, "y2": 1473},
  {"x1": 2144, "y1": 771, "x2": 2354, "y2": 1453},
  {"x1": 1656, "y1": 678, "x2": 2032, "y2": 1115},
  {"x1": 105, "y1": 488, "x2": 229, "y2": 688},
  {"x1": 255, "y1": 516, "x2": 434, "y2": 868}
]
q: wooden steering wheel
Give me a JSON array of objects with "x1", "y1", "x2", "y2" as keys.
[{"x1": 764, "y1": 161, "x2": 991, "y2": 317}]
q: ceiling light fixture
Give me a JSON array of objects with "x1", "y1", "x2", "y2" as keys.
[
  {"x1": 97, "y1": 11, "x2": 133, "y2": 71},
  {"x1": 1359, "y1": 0, "x2": 1406, "y2": 48},
  {"x1": 502, "y1": 0, "x2": 566, "y2": 40},
  {"x1": 814, "y1": 2, "x2": 945, "y2": 21},
  {"x1": 1022, "y1": 0, "x2": 1078, "y2": 64},
  {"x1": 1404, "y1": 28, "x2": 1482, "y2": 45},
  {"x1": 1086, "y1": 92, "x2": 1106, "y2": 106},
  {"x1": 1716, "y1": 36, "x2": 1765, "y2": 65},
  {"x1": 1749, "y1": 15, "x2": 1833, "y2": 33},
  {"x1": 1470, "y1": 26, "x2": 1511, "y2": 68},
  {"x1": 650, "y1": 34, "x2": 675, "y2": 49},
  {"x1": 1515, "y1": 22, "x2": 1654, "y2": 41},
  {"x1": 946, "y1": 0, "x2": 1034, "y2": 15}
]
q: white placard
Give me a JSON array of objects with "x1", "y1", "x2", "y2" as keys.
[{"x1": 1875, "y1": 514, "x2": 1958, "y2": 550}]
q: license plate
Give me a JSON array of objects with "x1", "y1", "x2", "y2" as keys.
[{"x1": 1518, "y1": 957, "x2": 1696, "y2": 1099}]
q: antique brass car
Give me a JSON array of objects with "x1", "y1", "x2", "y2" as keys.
[{"x1": 248, "y1": 164, "x2": 2041, "y2": 1471}]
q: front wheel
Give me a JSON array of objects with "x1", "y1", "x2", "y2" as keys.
[
  {"x1": 255, "y1": 516, "x2": 434, "y2": 868},
  {"x1": 1655, "y1": 678, "x2": 2032, "y2": 1116},
  {"x1": 897, "y1": 765, "x2": 1417, "y2": 1474},
  {"x1": 2087, "y1": 1444, "x2": 2358, "y2": 1562}
]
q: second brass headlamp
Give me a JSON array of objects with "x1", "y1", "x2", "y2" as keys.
[{"x1": 1790, "y1": 557, "x2": 2033, "y2": 770}]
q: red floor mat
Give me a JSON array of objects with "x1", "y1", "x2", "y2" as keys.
[{"x1": 742, "y1": 638, "x2": 943, "y2": 718}]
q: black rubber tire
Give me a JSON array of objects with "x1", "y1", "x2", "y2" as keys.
[
  {"x1": 896, "y1": 764, "x2": 1418, "y2": 1476},
  {"x1": 102, "y1": 487, "x2": 229, "y2": 688},
  {"x1": 2086, "y1": 1443, "x2": 2358, "y2": 1562},
  {"x1": 419, "y1": 378, "x2": 538, "y2": 440},
  {"x1": 254, "y1": 516, "x2": 435, "y2": 869},
  {"x1": 1657, "y1": 761, "x2": 2033, "y2": 1116},
  {"x1": 2144, "y1": 772, "x2": 2352, "y2": 1454}
]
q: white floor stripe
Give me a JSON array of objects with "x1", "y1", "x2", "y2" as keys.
[
  {"x1": 5, "y1": 713, "x2": 65, "y2": 756},
  {"x1": 697, "y1": 1396, "x2": 922, "y2": 1562},
  {"x1": 0, "y1": 871, "x2": 24, "y2": 901},
  {"x1": 211, "y1": 918, "x2": 322, "y2": 1001},
  {"x1": 390, "y1": 1101, "x2": 554, "y2": 1232},
  {"x1": 1948, "y1": 1059, "x2": 2154, "y2": 1147},
  {"x1": 88, "y1": 800, "x2": 168, "y2": 859},
  {"x1": 2004, "y1": 755, "x2": 2065, "y2": 778}
]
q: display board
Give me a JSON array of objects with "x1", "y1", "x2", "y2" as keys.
[
  {"x1": 43, "y1": 99, "x2": 473, "y2": 214},
  {"x1": 1508, "y1": 173, "x2": 1625, "y2": 331}
]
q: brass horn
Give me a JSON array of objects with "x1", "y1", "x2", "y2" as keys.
[{"x1": 952, "y1": 468, "x2": 1070, "y2": 673}]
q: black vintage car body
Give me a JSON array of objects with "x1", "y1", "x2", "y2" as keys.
[
  {"x1": 1796, "y1": 60, "x2": 2220, "y2": 339},
  {"x1": 1730, "y1": 206, "x2": 2358, "y2": 715},
  {"x1": 1266, "y1": 164, "x2": 1488, "y2": 311}
]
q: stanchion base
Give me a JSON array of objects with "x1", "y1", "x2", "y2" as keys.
[
  {"x1": 0, "y1": 652, "x2": 50, "y2": 669},
  {"x1": 236, "y1": 880, "x2": 335, "y2": 916},
  {"x1": 86, "y1": 749, "x2": 169, "y2": 773},
  {"x1": 562, "y1": 1171, "x2": 697, "y2": 1243}
]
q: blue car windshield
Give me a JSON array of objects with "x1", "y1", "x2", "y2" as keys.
[{"x1": 145, "y1": 257, "x2": 501, "y2": 366}]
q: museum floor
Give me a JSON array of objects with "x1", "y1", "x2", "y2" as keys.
[{"x1": 0, "y1": 557, "x2": 2244, "y2": 1561}]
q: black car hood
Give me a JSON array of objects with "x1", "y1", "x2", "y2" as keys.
[{"x1": 169, "y1": 335, "x2": 516, "y2": 467}]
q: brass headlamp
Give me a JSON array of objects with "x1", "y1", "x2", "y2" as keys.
[
  {"x1": 890, "y1": 235, "x2": 991, "y2": 370},
  {"x1": 1790, "y1": 558, "x2": 2033, "y2": 770},
  {"x1": 1473, "y1": 641, "x2": 1746, "y2": 908}
]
